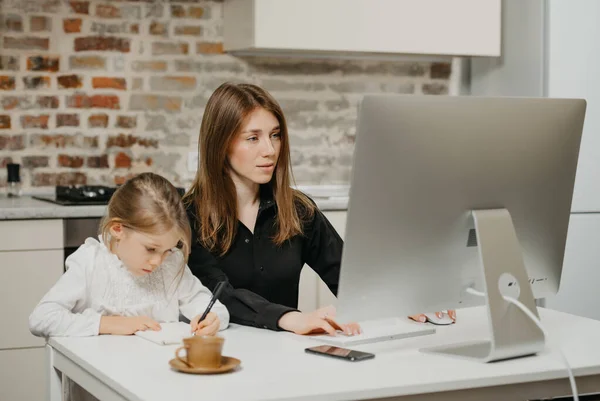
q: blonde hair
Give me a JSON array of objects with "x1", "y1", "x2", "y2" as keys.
[
  {"x1": 183, "y1": 82, "x2": 315, "y2": 256},
  {"x1": 100, "y1": 172, "x2": 191, "y2": 267}
]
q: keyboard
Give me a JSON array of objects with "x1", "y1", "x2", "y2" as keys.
[{"x1": 308, "y1": 318, "x2": 436, "y2": 346}]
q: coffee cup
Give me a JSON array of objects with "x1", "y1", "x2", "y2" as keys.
[{"x1": 174, "y1": 336, "x2": 224, "y2": 369}]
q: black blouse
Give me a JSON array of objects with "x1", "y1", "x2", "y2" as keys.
[{"x1": 186, "y1": 189, "x2": 343, "y2": 331}]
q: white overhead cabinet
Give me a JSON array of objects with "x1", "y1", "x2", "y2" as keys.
[{"x1": 224, "y1": 0, "x2": 502, "y2": 57}]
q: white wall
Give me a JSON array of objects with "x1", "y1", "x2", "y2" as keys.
[
  {"x1": 472, "y1": 0, "x2": 600, "y2": 212},
  {"x1": 547, "y1": 0, "x2": 600, "y2": 212},
  {"x1": 470, "y1": 0, "x2": 546, "y2": 97}
]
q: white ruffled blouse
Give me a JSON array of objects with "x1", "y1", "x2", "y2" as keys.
[{"x1": 29, "y1": 237, "x2": 229, "y2": 337}]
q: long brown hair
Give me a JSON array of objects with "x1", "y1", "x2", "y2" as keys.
[
  {"x1": 100, "y1": 172, "x2": 192, "y2": 266},
  {"x1": 183, "y1": 82, "x2": 315, "y2": 256}
]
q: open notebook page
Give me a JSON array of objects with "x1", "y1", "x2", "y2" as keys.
[{"x1": 134, "y1": 322, "x2": 192, "y2": 345}]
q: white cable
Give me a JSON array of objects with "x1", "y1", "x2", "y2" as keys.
[{"x1": 466, "y1": 287, "x2": 579, "y2": 401}]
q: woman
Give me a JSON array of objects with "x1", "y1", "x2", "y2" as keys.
[{"x1": 184, "y1": 83, "x2": 453, "y2": 335}]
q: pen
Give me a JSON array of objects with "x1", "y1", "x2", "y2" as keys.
[{"x1": 197, "y1": 281, "x2": 226, "y2": 327}]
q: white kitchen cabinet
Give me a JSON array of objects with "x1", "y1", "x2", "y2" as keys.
[
  {"x1": 0, "y1": 250, "x2": 64, "y2": 349},
  {"x1": 0, "y1": 219, "x2": 64, "y2": 401},
  {"x1": 297, "y1": 264, "x2": 319, "y2": 313},
  {"x1": 0, "y1": 219, "x2": 63, "y2": 251},
  {"x1": 298, "y1": 211, "x2": 346, "y2": 312},
  {"x1": 545, "y1": 214, "x2": 600, "y2": 321},
  {"x1": 0, "y1": 348, "x2": 47, "y2": 401},
  {"x1": 224, "y1": 0, "x2": 501, "y2": 57}
]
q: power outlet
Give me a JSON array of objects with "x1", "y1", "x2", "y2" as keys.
[{"x1": 187, "y1": 151, "x2": 198, "y2": 172}]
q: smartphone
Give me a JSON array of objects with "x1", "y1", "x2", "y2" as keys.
[{"x1": 305, "y1": 345, "x2": 375, "y2": 362}]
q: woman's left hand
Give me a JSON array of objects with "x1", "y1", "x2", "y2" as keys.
[
  {"x1": 409, "y1": 310, "x2": 456, "y2": 323},
  {"x1": 278, "y1": 305, "x2": 361, "y2": 336},
  {"x1": 312, "y1": 305, "x2": 361, "y2": 336}
]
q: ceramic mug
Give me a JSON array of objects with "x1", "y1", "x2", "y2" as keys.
[{"x1": 175, "y1": 336, "x2": 224, "y2": 369}]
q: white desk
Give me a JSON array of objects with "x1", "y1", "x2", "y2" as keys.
[{"x1": 46, "y1": 307, "x2": 600, "y2": 401}]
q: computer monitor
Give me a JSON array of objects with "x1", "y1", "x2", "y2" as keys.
[{"x1": 337, "y1": 95, "x2": 586, "y2": 362}]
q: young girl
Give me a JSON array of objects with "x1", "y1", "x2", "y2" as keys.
[{"x1": 29, "y1": 172, "x2": 229, "y2": 339}]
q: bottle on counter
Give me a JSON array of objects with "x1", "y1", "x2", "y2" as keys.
[{"x1": 7, "y1": 163, "x2": 22, "y2": 198}]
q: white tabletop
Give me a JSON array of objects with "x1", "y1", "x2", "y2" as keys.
[{"x1": 48, "y1": 307, "x2": 600, "y2": 401}]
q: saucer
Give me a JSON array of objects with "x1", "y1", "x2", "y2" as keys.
[{"x1": 169, "y1": 356, "x2": 241, "y2": 374}]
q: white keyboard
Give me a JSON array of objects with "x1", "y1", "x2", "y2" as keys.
[{"x1": 308, "y1": 318, "x2": 436, "y2": 346}]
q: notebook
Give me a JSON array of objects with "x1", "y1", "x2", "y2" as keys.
[{"x1": 134, "y1": 322, "x2": 192, "y2": 345}]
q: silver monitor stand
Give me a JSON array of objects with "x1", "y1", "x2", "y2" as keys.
[{"x1": 422, "y1": 209, "x2": 545, "y2": 362}]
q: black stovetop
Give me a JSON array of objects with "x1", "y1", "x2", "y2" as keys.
[
  {"x1": 33, "y1": 185, "x2": 116, "y2": 206},
  {"x1": 33, "y1": 185, "x2": 186, "y2": 206}
]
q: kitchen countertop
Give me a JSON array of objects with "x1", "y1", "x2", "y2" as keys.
[
  {"x1": 0, "y1": 196, "x2": 108, "y2": 220},
  {"x1": 0, "y1": 186, "x2": 349, "y2": 220}
]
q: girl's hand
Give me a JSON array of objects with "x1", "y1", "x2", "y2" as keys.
[
  {"x1": 191, "y1": 312, "x2": 220, "y2": 336},
  {"x1": 99, "y1": 316, "x2": 161, "y2": 335}
]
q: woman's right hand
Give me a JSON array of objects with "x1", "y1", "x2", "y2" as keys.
[
  {"x1": 277, "y1": 306, "x2": 361, "y2": 336},
  {"x1": 99, "y1": 316, "x2": 161, "y2": 335},
  {"x1": 408, "y1": 310, "x2": 456, "y2": 323}
]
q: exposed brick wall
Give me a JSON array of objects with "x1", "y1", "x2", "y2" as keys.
[{"x1": 0, "y1": 0, "x2": 453, "y2": 190}]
